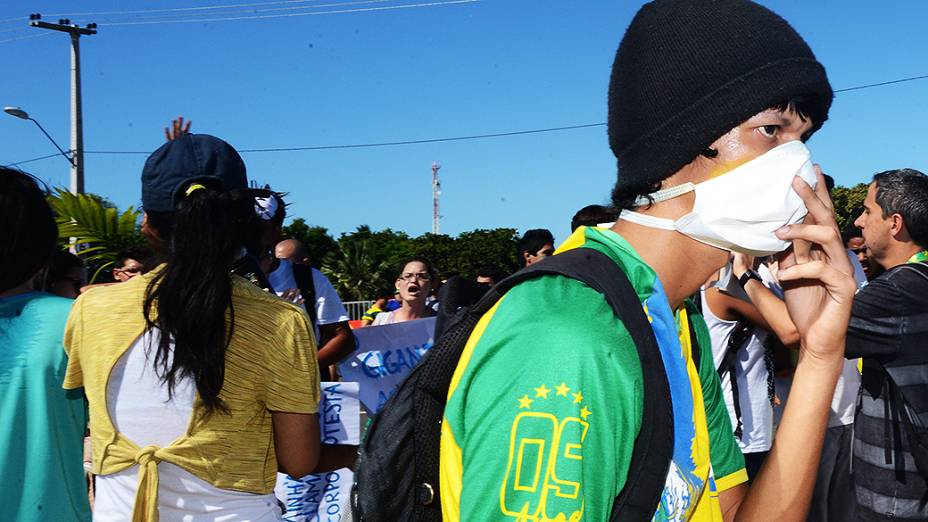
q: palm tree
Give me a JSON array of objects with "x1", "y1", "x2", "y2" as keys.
[
  {"x1": 47, "y1": 189, "x2": 143, "y2": 283},
  {"x1": 322, "y1": 240, "x2": 390, "y2": 301}
]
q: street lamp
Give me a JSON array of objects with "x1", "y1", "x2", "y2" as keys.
[{"x1": 4, "y1": 106, "x2": 78, "y2": 186}]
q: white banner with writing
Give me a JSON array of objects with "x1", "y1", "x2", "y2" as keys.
[
  {"x1": 337, "y1": 317, "x2": 436, "y2": 413},
  {"x1": 275, "y1": 381, "x2": 360, "y2": 521}
]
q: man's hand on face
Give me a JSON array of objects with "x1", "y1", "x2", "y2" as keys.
[{"x1": 773, "y1": 166, "x2": 856, "y2": 362}]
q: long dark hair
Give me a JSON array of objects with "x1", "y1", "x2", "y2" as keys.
[
  {"x1": 142, "y1": 183, "x2": 255, "y2": 415},
  {"x1": 0, "y1": 168, "x2": 58, "y2": 293}
]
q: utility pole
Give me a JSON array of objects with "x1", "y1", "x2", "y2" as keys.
[
  {"x1": 432, "y1": 161, "x2": 442, "y2": 235},
  {"x1": 29, "y1": 14, "x2": 97, "y2": 194}
]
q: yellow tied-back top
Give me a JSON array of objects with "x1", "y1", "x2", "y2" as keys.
[{"x1": 63, "y1": 268, "x2": 321, "y2": 521}]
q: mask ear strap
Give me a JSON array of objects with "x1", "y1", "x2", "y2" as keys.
[
  {"x1": 618, "y1": 209, "x2": 677, "y2": 231},
  {"x1": 633, "y1": 182, "x2": 696, "y2": 207}
]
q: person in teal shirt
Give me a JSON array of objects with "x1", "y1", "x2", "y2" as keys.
[{"x1": 0, "y1": 168, "x2": 90, "y2": 521}]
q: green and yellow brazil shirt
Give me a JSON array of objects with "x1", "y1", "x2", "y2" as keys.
[{"x1": 439, "y1": 226, "x2": 747, "y2": 521}]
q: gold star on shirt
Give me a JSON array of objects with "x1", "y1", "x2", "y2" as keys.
[
  {"x1": 580, "y1": 406, "x2": 592, "y2": 420},
  {"x1": 534, "y1": 384, "x2": 551, "y2": 399},
  {"x1": 518, "y1": 395, "x2": 534, "y2": 409},
  {"x1": 572, "y1": 391, "x2": 584, "y2": 404},
  {"x1": 555, "y1": 382, "x2": 570, "y2": 397}
]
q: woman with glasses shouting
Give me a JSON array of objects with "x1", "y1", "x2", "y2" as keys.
[{"x1": 372, "y1": 257, "x2": 438, "y2": 326}]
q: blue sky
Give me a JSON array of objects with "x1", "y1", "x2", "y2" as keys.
[{"x1": 2, "y1": 0, "x2": 926, "y2": 242}]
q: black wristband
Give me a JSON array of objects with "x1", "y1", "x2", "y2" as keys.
[{"x1": 738, "y1": 268, "x2": 762, "y2": 288}]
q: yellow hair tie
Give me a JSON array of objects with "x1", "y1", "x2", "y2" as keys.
[{"x1": 185, "y1": 183, "x2": 207, "y2": 197}]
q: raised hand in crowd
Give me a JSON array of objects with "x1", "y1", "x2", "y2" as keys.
[{"x1": 164, "y1": 115, "x2": 191, "y2": 141}]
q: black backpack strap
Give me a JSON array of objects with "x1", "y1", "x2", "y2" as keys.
[
  {"x1": 898, "y1": 261, "x2": 928, "y2": 281},
  {"x1": 683, "y1": 298, "x2": 703, "y2": 370},
  {"x1": 491, "y1": 248, "x2": 674, "y2": 521},
  {"x1": 411, "y1": 248, "x2": 672, "y2": 522},
  {"x1": 292, "y1": 263, "x2": 318, "y2": 328},
  {"x1": 882, "y1": 364, "x2": 928, "y2": 479},
  {"x1": 717, "y1": 320, "x2": 753, "y2": 440},
  {"x1": 230, "y1": 253, "x2": 274, "y2": 291}
]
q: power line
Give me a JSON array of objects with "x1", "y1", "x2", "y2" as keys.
[
  {"x1": 0, "y1": 0, "x2": 472, "y2": 44},
  {"x1": 5, "y1": 124, "x2": 603, "y2": 165},
  {"x1": 5, "y1": 152, "x2": 68, "y2": 167},
  {"x1": 0, "y1": 0, "x2": 471, "y2": 28},
  {"x1": 0, "y1": 0, "x2": 364, "y2": 23},
  {"x1": 0, "y1": 32, "x2": 53, "y2": 44},
  {"x1": 79, "y1": 123, "x2": 606, "y2": 156},
  {"x1": 96, "y1": 0, "x2": 477, "y2": 26},
  {"x1": 67, "y1": 74, "x2": 928, "y2": 152},
  {"x1": 51, "y1": 0, "x2": 401, "y2": 25},
  {"x1": 239, "y1": 123, "x2": 605, "y2": 151},
  {"x1": 6, "y1": 73, "x2": 928, "y2": 166},
  {"x1": 43, "y1": 0, "x2": 358, "y2": 18},
  {"x1": 834, "y1": 74, "x2": 928, "y2": 93}
]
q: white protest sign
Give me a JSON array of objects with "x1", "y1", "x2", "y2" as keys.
[
  {"x1": 317, "y1": 382, "x2": 360, "y2": 445},
  {"x1": 338, "y1": 317, "x2": 435, "y2": 414},
  {"x1": 275, "y1": 382, "x2": 360, "y2": 522}
]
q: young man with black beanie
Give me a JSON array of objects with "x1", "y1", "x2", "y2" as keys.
[{"x1": 438, "y1": 1, "x2": 856, "y2": 520}]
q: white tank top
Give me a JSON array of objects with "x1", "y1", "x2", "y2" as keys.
[
  {"x1": 701, "y1": 285, "x2": 774, "y2": 453},
  {"x1": 93, "y1": 329, "x2": 283, "y2": 521}
]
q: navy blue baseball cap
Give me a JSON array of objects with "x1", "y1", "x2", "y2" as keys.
[{"x1": 140, "y1": 134, "x2": 248, "y2": 213}]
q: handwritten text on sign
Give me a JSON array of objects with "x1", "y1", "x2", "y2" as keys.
[
  {"x1": 275, "y1": 382, "x2": 360, "y2": 522},
  {"x1": 338, "y1": 317, "x2": 435, "y2": 413}
]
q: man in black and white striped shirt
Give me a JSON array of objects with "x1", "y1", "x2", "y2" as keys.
[{"x1": 848, "y1": 168, "x2": 928, "y2": 521}]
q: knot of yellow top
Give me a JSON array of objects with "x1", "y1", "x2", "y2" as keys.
[
  {"x1": 133, "y1": 445, "x2": 165, "y2": 522},
  {"x1": 135, "y1": 444, "x2": 163, "y2": 466}
]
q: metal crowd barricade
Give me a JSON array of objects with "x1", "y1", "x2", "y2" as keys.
[{"x1": 342, "y1": 300, "x2": 375, "y2": 321}]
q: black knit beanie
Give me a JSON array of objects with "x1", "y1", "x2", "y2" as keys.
[{"x1": 608, "y1": 0, "x2": 833, "y2": 198}]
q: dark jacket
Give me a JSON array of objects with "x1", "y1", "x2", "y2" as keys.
[{"x1": 847, "y1": 261, "x2": 928, "y2": 521}]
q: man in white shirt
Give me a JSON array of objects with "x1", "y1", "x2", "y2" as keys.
[{"x1": 703, "y1": 256, "x2": 800, "y2": 481}]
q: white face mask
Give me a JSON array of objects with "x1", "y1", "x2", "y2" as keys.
[{"x1": 618, "y1": 140, "x2": 817, "y2": 256}]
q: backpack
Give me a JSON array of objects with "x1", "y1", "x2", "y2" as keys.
[
  {"x1": 884, "y1": 366, "x2": 928, "y2": 479},
  {"x1": 350, "y1": 247, "x2": 674, "y2": 521},
  {"x1": 882, "y1": 261, "x2": 928, "y2": 479}
]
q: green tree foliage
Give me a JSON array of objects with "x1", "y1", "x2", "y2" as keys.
[
  {"x1": 339, "y1": 225, "x2": 414, "y2": 269},
  {"x1": 321, "y1": 240, "x2": 391, "y2": 301},
  {"x1": 318, "y1": 225, "x2": 519, "y2": 300},
  {"x1": 411, "y1": 233, "x2": 457, "y2": 274},
  {"x1": 454, "y1": 228, "x2": 520, "y2": 278},
  {"x1": 319, "y1": 226, "x2": 414, "y2": 299},
  {"x1": 280, "y1": 218, "x2": 339, "y2": 268},
  {"x1": 831, "y1": 183, "x2": 869, "y2": 232},
  {"x1": 47, "y1": 190, "x2": 144, "y2": 283}
]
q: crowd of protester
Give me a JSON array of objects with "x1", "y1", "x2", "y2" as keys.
[{"x1": 3, "y1": 0, "x2": 928, "y2": 521}]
